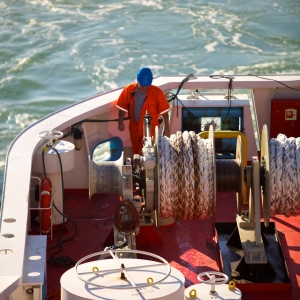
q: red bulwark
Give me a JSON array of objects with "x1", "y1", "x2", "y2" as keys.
[{"x1": 270, "y1": 99, "x2": 300, "y2": 138}]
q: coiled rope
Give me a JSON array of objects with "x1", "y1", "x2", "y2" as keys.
[
  {"x1": 114, "y1": 200, "x2": 140, "y2": 235},
  {"x1": 160, "y1": 131, "x2": 300, "y2": 220},
  {"x1": 159, "y1": 131, "x2": 214, "y2": 221},
  {"x1": 270, "y1": 134, "x2": 300, "y2": 217}
]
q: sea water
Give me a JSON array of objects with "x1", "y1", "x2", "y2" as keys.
[{"x1": 0, "y1": 0, "x2": 300, "y2": 198}]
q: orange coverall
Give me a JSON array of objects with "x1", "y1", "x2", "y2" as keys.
[{"x1": 116, "y1": 83, "x2": 170, "y2": 154}]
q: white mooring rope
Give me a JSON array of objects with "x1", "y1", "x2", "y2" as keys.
[
  {"x1": 159, "y1": 131, "x2": 214, "y2": 221},
  {"x1": 270, "y1": 134, "x2": 300, "y2": 217},
  {"x1": 159, "y1": 131, "x2": 300, "y2": 221}
]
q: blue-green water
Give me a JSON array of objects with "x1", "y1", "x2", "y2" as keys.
[{"x1": 1, "y1": 0, "x2": 300, "y2": 197}]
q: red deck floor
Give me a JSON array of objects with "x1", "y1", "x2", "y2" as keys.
[{"x1": 32, "y1": 190, "x2": 300, "y2": 300}]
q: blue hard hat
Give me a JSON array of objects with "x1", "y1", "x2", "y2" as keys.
[{"x1": 136, "y1": 67, "x2": 153, "y2": 86}]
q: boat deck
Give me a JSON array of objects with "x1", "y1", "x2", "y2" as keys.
[{"x1": 30, "y1": 190, "x2": 300, "y2": 300}]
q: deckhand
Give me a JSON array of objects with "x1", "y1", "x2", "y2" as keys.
[{"x1": 116, "y1": 67, "x2": 170, "y2": 154}]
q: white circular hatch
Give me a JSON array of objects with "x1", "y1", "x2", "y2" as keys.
[{"x1": 61, "y1": 250, "x2": 185, "y2": 300}]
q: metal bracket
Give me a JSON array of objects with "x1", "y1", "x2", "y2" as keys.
[{"x1": 236, "y1": 157, "x2": 267, "y2": 264}]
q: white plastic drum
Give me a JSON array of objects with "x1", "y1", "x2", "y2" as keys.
[
  {"x1": 33, "y1": 139, "x2": 75, "y2": 174},
  {"x1": 61, "y1": 258, "x2": 185, "y2": 300},
  {"x1": 184, "y1": 283, "x2": 242, "y2": 300}
]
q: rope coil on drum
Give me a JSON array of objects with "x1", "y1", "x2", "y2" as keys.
[
  {"x1": 183, "y1": 131, "x2": 195, "y2": 219},
  {"x1": 158, "y1": 125, "x2": 300, "y2": 224},
  {"x1": 159, "y1": 131, "x2": 214, "y2": 221},
  {"x1": 270, "y1": 134, "x2": 300, "y2": 217}
]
